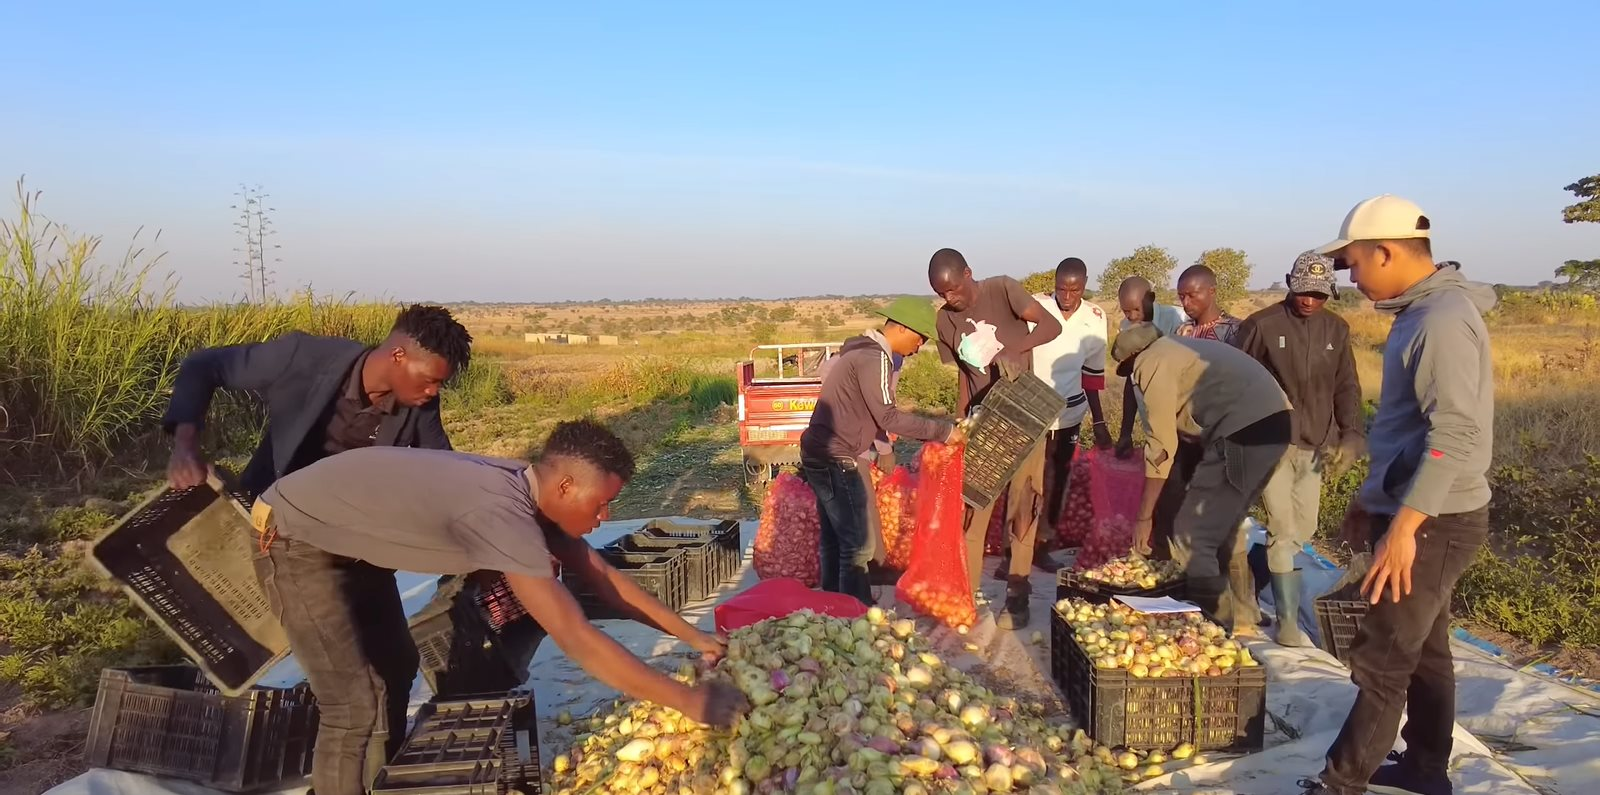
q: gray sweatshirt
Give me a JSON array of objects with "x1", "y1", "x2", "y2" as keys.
[
  {"x1": 801, "y1": 330, "x2": 952, "y2": 462},
  {"x1": 1361, "y1": 264, "x2": 1497, "y2": 517}
]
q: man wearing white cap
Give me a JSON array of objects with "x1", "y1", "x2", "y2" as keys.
[{"x1": 1299, "y1": 196, "x2": 1497, "y2": 795}]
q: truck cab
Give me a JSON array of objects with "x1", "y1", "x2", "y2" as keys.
[{"x1": 736, "y1": 342, "x2": 839, "y2": 487}]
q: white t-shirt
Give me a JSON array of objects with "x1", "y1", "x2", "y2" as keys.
[
  {"x1": 1030, "y1": 296, "x2": 1109, "y2": 431},
  {"x1": 1120, "y1": 303, "x2": 1187, "y2": 337}
]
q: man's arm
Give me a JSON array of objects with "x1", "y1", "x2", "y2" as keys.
[
  {"x1": 1004, "y1": 280, "x2": 1062, "y2": 354},
  {"x1": 502, "y1": 573, "x2": 744, "y2": 726},
  {"x1": 1332, "y1": 322, "x2": 1365, "y2": 445},
  {"x1": 858, "y1": 352, "x2": 955, "y2": 443},
  {"x1": 163, "y1": 334, "x2": 309, "y2": 487},
  {"x1": 1397, "y1": 320, "x2": 1486, "y2": 518},
  {"x1": 163, "y1": 335, "x2": 307, "y2": 432},
  {"x1": 545, "y1": 532, "x2": 720, "y2": 655},
  {"x1": 1082, "y1": 323, "x2": 1112, "y2": 447}
]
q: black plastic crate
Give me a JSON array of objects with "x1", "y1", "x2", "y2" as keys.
[
  {"x1": 84, "y1": 665, "x2": 318, "y2": 792},
  {"x1": 1056, "y1": 568, "x2": 1188, "y2": 605},
  {"x1": 566, "y1": 548, "x2": 689, "y2": 619},
  {"x1": 610, "y1": 534, "x2": 718, "y2": 602},
  {"x1": 640, "y1": 518, "x2": 742, "y2": 586},
  {"x1": 89, "y1": 473, "x2": 289, "y2": 695},
  {"x1": 373, "y1": 694, "x2": 541, "y2": 795},
  {"x1": 410, "y1": 582, "x2": 545, "y2": 700},
  {"x1": 1314, "y1": 596, "x2": 1369, "y2": 666},
  {"x1": 961, "y1": 374, "x2": 1066, "y2": 509},
  {"x1": 1049, "y1": 611, "x2": 1266, "y2": 752}
]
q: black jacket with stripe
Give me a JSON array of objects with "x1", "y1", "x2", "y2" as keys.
[{"x1": 801, "y1": 331, "x2": 952, "y2": 463}]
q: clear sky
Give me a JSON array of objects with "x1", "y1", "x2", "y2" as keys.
[{"x1": 5, "y1": 2, "x2": 1597, "y2": 303}]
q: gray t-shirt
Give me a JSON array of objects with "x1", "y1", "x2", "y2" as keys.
[{"x1": 259, "y1": 446, "x2": 556, "y2": 579}]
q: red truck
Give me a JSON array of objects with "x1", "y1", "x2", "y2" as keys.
[{"x1": 736, "y1": 342, "x2": 839, "y2": 487}]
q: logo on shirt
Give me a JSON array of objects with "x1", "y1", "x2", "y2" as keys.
[{"x1": 1091, "y1": 306, "x2": 1103, "y2": 319}]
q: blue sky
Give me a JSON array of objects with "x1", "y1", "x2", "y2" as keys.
[{"x1": 5, "y1": 2, "x2": 1597, "y2": 302}]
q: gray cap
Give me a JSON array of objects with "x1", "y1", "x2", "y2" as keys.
[
  {"x1": 1111, "y1": 322, "x2": 1163, "y2": 377},
  {"x1": 1288, "y1": 251, "x2": 1338, "y2": 297}
]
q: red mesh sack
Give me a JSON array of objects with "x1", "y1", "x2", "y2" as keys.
[
  {"x1": 1073, "y1": 450, "x2": 1145, "y2": 570},
  {"x1": 872, "y1": 465, "x2": 918, "y2": 571},
  {"x1": 754, "y1": 472, "x2": 821, "y2": 587},
  {"x1": 896, "y1": 442, "x2": 978, "y2": 630},
  {"x1": 1054, "y1": 454, "x2": 1094, "y2": 549},
  {"x1": 714, "y1": 578, "x2": 866, "y2": 634}
]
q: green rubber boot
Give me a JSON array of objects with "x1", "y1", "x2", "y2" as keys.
[{"x1": 1271, "y1": 570, "x2": 1315, "y2": 648}]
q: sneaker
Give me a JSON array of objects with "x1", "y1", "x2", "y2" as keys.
[
  {"x1": 1032, "y1": 551, "x2": 1062, "y2": 572},
  {"x1": 1296, "y1": 779, "x2": 1335, "y2": 794},
  {"x1": 1369, "y1": 751, "x2": 1452, "y2": 795}
]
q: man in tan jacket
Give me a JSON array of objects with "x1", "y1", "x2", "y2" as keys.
[{"x1": 1112, "y1": 323, "x2": 1292, "y2": 633}]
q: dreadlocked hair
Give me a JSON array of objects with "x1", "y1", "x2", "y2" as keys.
[
  {"x1": 392, "y1": 304, "x2": 472, "y2": 372},
  {"x1": 541, "y1": 419, "x2": 636, "y2": 481}
]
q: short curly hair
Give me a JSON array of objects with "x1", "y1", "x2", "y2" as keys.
[
  {"x1": 392, "y1": 304, "x2": 472, "y2": 373},
  {"x1": 541, "y1": 419, "x2": 636, "y2": 481}
]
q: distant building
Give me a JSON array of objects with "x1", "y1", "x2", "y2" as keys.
[
  {"x1": 596, "y1": 335, "x2": 620, "y2": 346},
  {"x1": 566, "y1": 334, "x2": 590, "y2": 345},
  {"x1": 524, "y1": 333, "x2": 561, "y2": 344}
]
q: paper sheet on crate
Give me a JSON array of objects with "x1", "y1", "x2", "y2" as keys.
[{"x1": 1115, "y1": 594, "x2": 1202, "y2": 613}]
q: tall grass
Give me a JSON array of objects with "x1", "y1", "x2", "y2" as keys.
[{"x1": 1, "y1": 183, "x2": 397, "y2": 476}]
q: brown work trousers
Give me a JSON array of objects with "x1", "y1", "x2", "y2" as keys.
[{"x1": 962, "y1": 440, "x2": 1046, "y2": 590}]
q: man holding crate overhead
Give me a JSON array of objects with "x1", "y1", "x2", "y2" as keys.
[{"x1": 928, "y1": 248, "x2": 1063, "y2": 629}]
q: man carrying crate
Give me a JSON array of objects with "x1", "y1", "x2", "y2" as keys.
[
  {"x1": 928, "y1": 248, "x2": 1063, "y2": 629},
  {"x1": 251, "y1": 419, "x2": 748, "y2": 795},
  {"x1": 1299, "y1": 197, "x2": 1495, "y2": 795},
  {"x1": 800, "y1": 297, "x2": 963, "y2": 605}
]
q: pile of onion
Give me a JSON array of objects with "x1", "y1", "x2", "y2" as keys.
[{"x1": 753, "y1": 472, "x2": 822, "y2": 587}]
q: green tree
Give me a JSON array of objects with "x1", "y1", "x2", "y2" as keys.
[
  {"x1": 1020, "y1": 270, "x2": 1054, "y2": 295},
  {"x1": 1192, "y1": 248, "x2": 1252, "y2": 306},
  {"x1": 1556, "y1": 259, "x2": 1600, "y2": 291},
  {"x1": 1097, "y1": 245, "x2": 1177, "y2": 298},
  {"x1": 751, "y1": 321, "x2": 778, "y2": 344},
  {"x1": 1563, "y1": 174, "x2": 1600, "y2": 224},
  {"x1": 769, "y1": 304, "x2": 797, "y2": 323},
  {"x1": 849, "y1": 297, "x2": 878, "y2": 315}
]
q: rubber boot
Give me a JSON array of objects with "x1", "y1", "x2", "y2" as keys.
[
  {"x1": 1228, "y1": 549, "x2": 1263, "y2": 638},
  {"x1": 996, "y1": 576, "x2": 1031, "y2": 630},
  {"x1": 1271, "y1": 570, "x2": 1315, "y2": 648}
]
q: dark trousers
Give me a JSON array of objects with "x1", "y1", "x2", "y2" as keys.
[
  {"x1": 801, "y1": 458, "x2": 874, "y2": 605},
  {"x1": 1041, "y1": 423, "x2": 1082, "y2": 531},
  {"x1": 1320, "y1": 506, "x2": 1490, "y2": 794},
  {"x1": 253, "y1": 537, "x2": 419, "y2": 795}
]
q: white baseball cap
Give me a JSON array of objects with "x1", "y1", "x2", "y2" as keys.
[{"x1": 1314, "y1": 194, "x2": 1431, "y2": 257}]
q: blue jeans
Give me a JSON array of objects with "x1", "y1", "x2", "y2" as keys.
[{"x1": 801, "y1": 458, "x2": 873, "y2": 605}]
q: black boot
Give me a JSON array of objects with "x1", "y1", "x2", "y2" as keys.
[
  {"x1": 996, "y1": 576, "x2": 1031, "y2": 630},
  {"x1": 992, "y1": 555, "x2": 1011, "y2": 581}
]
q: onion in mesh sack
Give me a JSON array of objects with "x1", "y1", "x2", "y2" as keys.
[{"x1": 753, "y1": 473, "x2": 822, "y2": 587}]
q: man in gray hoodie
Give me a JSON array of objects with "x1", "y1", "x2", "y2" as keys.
[
  {"x1": 1300, "y1": 196, "x2": 1497, "y2": 795},
  {"x1": 800, "y1": 297, "x2": 962, "y2": 604}
]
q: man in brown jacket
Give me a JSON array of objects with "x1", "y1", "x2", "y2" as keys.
[{"x1": 1112, "y1": 323, "x2": 1292, "y2": 632}]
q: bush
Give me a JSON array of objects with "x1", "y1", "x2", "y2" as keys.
[
  {"x1": 896, "y1": 353, "x2": 957, "y2": 415},
  {"x1": 1453, "y1": 457, "x2": 1600, "y2": 648}
]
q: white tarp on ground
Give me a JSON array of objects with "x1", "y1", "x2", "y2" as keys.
[{"x1": 49, "y1": 518, "x2": 1600, "y2": 795}]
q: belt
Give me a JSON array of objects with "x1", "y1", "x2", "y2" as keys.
[{"x1": 250, "y1": 500, "x2": 277, "y2": 553}]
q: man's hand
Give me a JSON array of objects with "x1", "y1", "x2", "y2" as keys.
[
  {"x1": 945, "y1": 422, "x2": 968, "y2": 447},
  {"x1": 1324, "y1": 437, "x2": 1366, "y2": 479},
  {"x1": 1132, "y1": 517, "x2": 1154, "y2": 557},
  {"x1": 167, "y1": 427, "x2": 210, "y2": 490},
  {"x1": 683, "y1": 680, "x2": 750, "y2": 728},
  {"x1": 1361, "y1": 524, "x2": 1417, "y2": 604},
  {"x1": 994, "y1": 351, "x2": 1028, "y2": 381},
  {"x1": 1114, "y1": 435, "x2": 1135, "y2": 459},
  {"x1": 1092, "y1": 422, "x2": 1113, "y2": 450},
  {"x1": 1338, "y1": 502, "x2": 1370, "y2": 551},
  {"x1": 690, "y1": 630, "x2": 728, "y2": 667}
]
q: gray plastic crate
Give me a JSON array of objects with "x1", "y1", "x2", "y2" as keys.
[{"x1": 962, "y1": 373, "x2": 1067, "y2": 509}]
